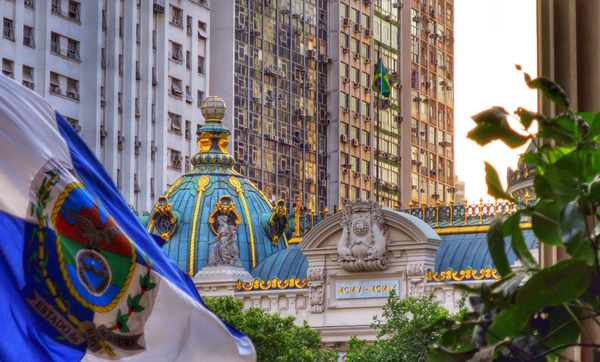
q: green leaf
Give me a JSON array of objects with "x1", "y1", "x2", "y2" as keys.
[
  {"x1": 515, "y1": 107, "x2": 544, "y2": 129},
  {"x1": 484, "y1": 162, "x2": 513, "y2": 201},
  {"x1": 559, "y1": 202, "x2": 585, "y2": 246},
  {"x1": 486, "y1": 307, "x2": 529, "y2": 345},
  {"x1": 503, "y1": 213, "x2": 538, "y2": 271},
  {"x1": 468, "y1": 107, "x2": 529, "y2": 149},
  {"x1": 54, "y1": 335, "x2": 67, "y2": 341},
  {"x1": 145, "y1": 282, "x2": 157, "y2": 291},
  {"x1": 525, "y1": 76, "x2": 571, "y2": 110},
  {"x1": 472, "y1": 106, "x2": 510, "y2": 125},
  {"x1": 516, "y1": 259, "x2": 593, "y2": 314},
  {"x1": 119, "y1": 324, "x2": 130, "y2": 333},
  {"x1": 427, "y1": 347, "x2": 476, "y2": 362},
  {"x1": 133, "y1": 304, "x2": 145, "y2": 313},
  {"x1": 539, "y1": 120, "x2": 577, "y2": 145},
  {"x1": 532, "y1": 199, "x2": 564, "y2": 247},
  {"x1": 581, "y1": 112, "x2": 600, "y2": 140},
  {"x1": 541, "y1": 306, "x2": 583, "y2": 362},
  {"x1": 131, "y1": 294, "x2": 143, "y2": 306},
  {"x1": 487, "y1": 216, "x2": 512, "y2": 277}
]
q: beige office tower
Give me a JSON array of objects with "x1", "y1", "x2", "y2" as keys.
[
  {"x1": 329, "y1": 0, "x2": 455, "y2": 208},
  {"x1": 0, "y1": 0, "x2": 211, "y2": 212}
]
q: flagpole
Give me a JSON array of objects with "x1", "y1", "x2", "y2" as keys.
[{"x1": 376, "y1": 43, "x2": 381, "y2": 204}]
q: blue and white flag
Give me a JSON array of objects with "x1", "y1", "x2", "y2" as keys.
[{"x1": 0, "y1": 75, "x2": 256, "y2": 361}]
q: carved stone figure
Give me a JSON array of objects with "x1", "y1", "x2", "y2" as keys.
[
  {"x1": 308, "y1": 268, "x2": 325, "y2": 314},
  {"x1": 337, "y1": 201, "x2": 389, "y2": 272},
  {"x1": 207, "y1": 215, "x2": 242, "y2": 267},
  {"x1": 406, "y1": 263, "x2": 425, "y2": 299}
]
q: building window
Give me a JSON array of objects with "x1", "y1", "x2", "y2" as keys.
[
  {"x1": 168, "y1": 113, "x2": 182, "y2": 135},
  {"x1": 186, "y1": 16, "x2": 193, "y2": 35},
  {"x1": 66, "y1": 78, "x2": 79, "y2": 100},
  {"x1": 51, "y1": 0, "x2": 61, "y2": 14},
  {"x1": 49, "y1": 72, "x2": 61, "y2": 94},
  {"x1": 3, "y1": 18, "x2": 14, "y2": 41},
  {"x1": 119, "y1": 17, "x2": 123, "y2": 38},
  {"x1": 22, "y1": 65, "x2": 34, "y2": 89},
  {"x1": 198, "y1": 55, "x2": 205, "y2": 74},
  {"x1": 68, "y1": 1, "x2": 80, "y2": 22},
  {"x1": 171, "y1": 42, "x2": 183, "y2": 62},
  {"x1": 2, "y1": 59, "x2": 14, "y2": 79},
  {"x1": 361, "y1": 189, "x2": 370, "y2": 201},
  {"x1": 361, "y1": 101, "x2": 370, "y2": 117},
  {"x1": 197, "y1": 90, "x2": 204, "y2": 107},
  {"x1": 24, "y1": 0, "x2": 35, "y2": 9},
  {"x1": 361, "y1": 159, "x2": 371, "y2": 176},
  {"x1": 118, "y1": 55, "x2": 123, "y2": 75},
  {"x1": 361, "y1": 71, "x2": 369, "y2": 88},
  {"x1": 65, "y1": 117, "x2": 80, "y2": 132},
  {"x1": 185, "y1": 86, "x2": 193, "y2": 103},
  {"x1": 361, "y1": 43, "x2": 370, "y2": 60},
  {"x1": 169, "y1": 149, "x2": 182, "y2": 170},
  {"x1": 171, "y1": 6, "x2": 183, "y2": 27},
  {"x1": 67, "y1": 38, "x2": 80, "y2": 61},
  {"x1": 350, "y1": 67, "x2": 359, "y2": 83},
  {"x1": 170, "y1": 77, "x2": 183, "y2": 98},
  {"x1": 350, "y1": 156, "x2": 359, "y2": 172},
  {"x1": 361, "y1": 130, "x2": 370, "y2": 146},
  {"x1": 23, "y1": 25, "x2": 35, "y2": 48},
  {"x1": 186, "y1": 51, "x2": 191, "y2": 70},
  {"x1": 185, "y1": 120, "x2": 192, "y2": 139},
  {"x1": 50, "y1": 32, "x2": 60, "y2": 53},
  {"x1": 136, "y1": 24, "x2": 140, "y2": 42},
  {"x1": 198, "y1": 21, "x2": 208, "y2": 40}
]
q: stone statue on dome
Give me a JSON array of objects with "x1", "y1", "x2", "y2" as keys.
[{"x1": 208, "y1": 215, "x2": 242, "y2": 267}]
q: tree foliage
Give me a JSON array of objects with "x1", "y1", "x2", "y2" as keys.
[
  {"x1": 203, "y1": 296, "x2": 337, "y2": 362},
  {"x1": 345, "y1": 291, "x2": 466, "y2": 362},
  {"x1": 428, "y1": 67, "x2": 600, "y2": 361}
]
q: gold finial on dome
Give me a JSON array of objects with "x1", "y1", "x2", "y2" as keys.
[{"x1": 200, "y1": 95, "x2": 227, "y2": 122}]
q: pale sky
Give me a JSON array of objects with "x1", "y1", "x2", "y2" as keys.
[{"x1": 454, "y1": 0, "x2": 537, "y2": 201}]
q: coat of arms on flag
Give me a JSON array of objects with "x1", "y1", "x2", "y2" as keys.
[
  {"x1": 25, "y1": 159, "x2": 155, "y2": 357},
  {"x1": 0, "y1": 74, "x2": 255, "y2": 361}
]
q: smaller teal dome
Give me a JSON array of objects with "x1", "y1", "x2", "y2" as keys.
[{"x1": 251, "y1": 245, "x2": 308, "y2": 281}]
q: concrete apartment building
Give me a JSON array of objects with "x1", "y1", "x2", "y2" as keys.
[
  {"x1": 210, "y1": 0, "x2": 455, "y2": 211},
  {"x1": 0, "y1": 0, "x2": 210, "y2": 211}
]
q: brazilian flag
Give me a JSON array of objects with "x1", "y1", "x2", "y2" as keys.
[{"x1": 372, "y1": 58, "x2": 391, "y2": 98}]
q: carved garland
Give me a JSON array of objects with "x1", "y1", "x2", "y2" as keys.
[
  {"x1": 308, "y1": 268, "x2": 325, "y2": 314},
  {"x1": 406, "y1": 263, "x2": 425, "y2": 299}
]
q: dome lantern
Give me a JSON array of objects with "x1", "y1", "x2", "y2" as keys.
[
  {"x1": 192, "y1": 96, "x2": 235, "y2": 167},
  {"x1": 143, "y1": 95, "x2": 290, "y2": 277}
]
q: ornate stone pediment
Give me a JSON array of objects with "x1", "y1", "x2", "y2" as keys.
[{"x1": 337, "y1": 201, "x2": 389, "y2": 272}]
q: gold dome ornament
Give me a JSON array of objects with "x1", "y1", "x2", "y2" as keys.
[
  {"x1": 200, "y1": 95, "x2": 227, "y2": 121},
  {"x1": 192, "y1": 95, "x2": 236, "y2": 166}
]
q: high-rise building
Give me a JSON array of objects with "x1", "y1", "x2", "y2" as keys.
[
  {"x1": 0, "y1": 0, "x2": 211, "y2": 211},
  {"x1": 211, "y1": 0, "x2": 329, "y2": 211},
  {"x1": 329, "y1": 0, "x2": 455, "y2": 209},
  {"x1": 211, "y1": 0, "x2": 454, "y2": 211}
]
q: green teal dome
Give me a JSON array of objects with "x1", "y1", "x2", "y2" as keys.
[
  {"x1": 250, "y1": 245, "x2": 308, "y2": 281},
  {"x1": 145, "y1": 96, "x2": 290, "y2": 276}
]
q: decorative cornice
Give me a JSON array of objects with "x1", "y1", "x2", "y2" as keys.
[
  {"x1": 434, "y1": 223, "x2": 532, "y2": 235},
  {"x1": 427, "y1": 266, "x2": 501, "y2": 282},
  {"x1": 236, "y1": 277, "x2": 309, "y2": 292}
]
